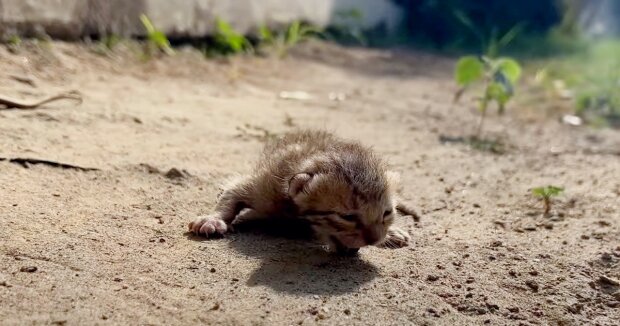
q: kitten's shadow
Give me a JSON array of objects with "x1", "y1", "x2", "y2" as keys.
[{"x1": 226, "y1": 218, "x2": 379, "y2": 295}]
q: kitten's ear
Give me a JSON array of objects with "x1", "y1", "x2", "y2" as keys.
[
  {"x1": 386, "y1": 170, "x2": 401, "y2": 185},
  {"x1": 288, "y1": 173, "x2": 313, "y2": 198},
  {"x1": 386, "y1": 170, "x2": 403, "y2": 193}
]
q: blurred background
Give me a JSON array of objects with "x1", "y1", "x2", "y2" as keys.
[{"x1": 1, "y1": 0, "x2": 619, "y2": 126}]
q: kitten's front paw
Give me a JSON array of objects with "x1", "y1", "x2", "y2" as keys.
[
  {"x1": 379, "y1": 227, "x2": 410, "y2": 248},
  {"x1": 188, "y1": 215, "x2": 228, "y2": 237}
]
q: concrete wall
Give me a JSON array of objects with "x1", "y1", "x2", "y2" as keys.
[{"x1": 0, "y1": 0, "x2": 403, "y2": 39}]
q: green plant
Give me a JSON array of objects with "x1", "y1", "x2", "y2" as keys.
[
  {"x1": 7, "y1": 35, "x2": 22, "y2": 47},
  {"x1": 259, "y1": 21, "x2": 322, "y2": 57},
  {"x1": 101, "y1": 34, "x2": 121, "y2": 51},
  {"x1": 532, "y1": 185, "x2": 564, "y2": 215},
  {"x1": 211, "y1": 18, "x2": 252, "y2": 56},
  {"x1": 542, "y1": 40, "x2": 620, "y2": 127},
  {"x1": 454, "y1": 56, "x2": 522, "y2": 137},
  {"x1": 140, "y1": 14, "x2": 174, "y2": 57}
]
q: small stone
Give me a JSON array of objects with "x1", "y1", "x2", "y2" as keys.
[
  {"x1": 529, "y1": 270, "x2": 539, "y2": 276},
  {"x1": 113, "y1": 277, "x2": 122, "y2": 282},
  {"x1": 473, "y1": 203, "x2": 481, "y2": 208},
  {"x1": 343, "y1": 308, "x2": 351, "y2": 315},
  {"x1": 581, "y1": 234, "x2": 590, "y2": 240},
  {"x1": 607, "y1": 301, "x2": 620, "y2": 308},
  {"x1": 599, "y1": 275, "x2": 620, "y2": 286},
  {"x1": 568, "y1": 303, "x2": 583, "y2": 314},
  {"x1": 613, "y1": 291, "x2": 620, "y2": 300},
  {"x1": 210, "y1": 268, "x2": 216, "y2": 273},
  {"x1": 427, "y1": 275, "x2": 439, "y2": 282},
  {"x1": 490, "y1": 240, "x2": 503, "y2": 247},
  {"x1": 507, "y1": 307, "x2": 519, "y2": 313},
  {"x1": 523, "y1": 224, "x2": 537, "y2": 231},
  {"x1": 20, "y1": 266, "x2": 37, "y2": 273},
  {"x1": 211, "y1": 303, "x2": 220, "y2": 311},
  {"x1": 164, "y1": 168, "x2": 184, "y2": 179},
  {"x1": 0, "y1": 280, "x2": 10, "y2": 287},
  {"x1": 525, "y1": 280, "x2": 539, "y2": 292},
  {"x1": 159, "y1": 238, "x2": 166, "y2": 243}
]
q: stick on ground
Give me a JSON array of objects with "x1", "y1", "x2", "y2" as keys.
[{"x1": 0, "y1": 91, "x2": 82, "y2": 110}]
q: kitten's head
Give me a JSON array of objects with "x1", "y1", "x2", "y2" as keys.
[{"x1": 287, "y1": 153, "x2": 399, "y2": 251}]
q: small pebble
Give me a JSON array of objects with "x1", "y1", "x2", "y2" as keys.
[
  {"x1": 525, "y1": 280, "x2": 539, "y2": 292},
  {"x1": 599, "y1": 275, "x2": 620, "y2": 286},
  {"x1": 20, "y1": 266, "x2": 37, "y2": 273}
]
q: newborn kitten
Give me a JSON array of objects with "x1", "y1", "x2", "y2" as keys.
[{"x1": 188, "y1": 130, "x2": 418, "y2": 254}]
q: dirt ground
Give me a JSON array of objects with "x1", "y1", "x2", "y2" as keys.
[{"x1": 0, "y1": 40, "x2": 619, "y2": 326}]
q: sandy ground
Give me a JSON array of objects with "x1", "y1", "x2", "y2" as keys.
[{"x1": 0, "y1": 41, "x2": 619, "y2": 326}]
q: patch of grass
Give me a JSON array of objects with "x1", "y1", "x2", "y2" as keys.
[
  {"x1": 205, "y1": 18, "x2": 253, "y2": 57},
  {"x1": 258, "y1": 21, "x2": 322, "y2": 57},
  {"x1": 532, "y1": 185, "x2": 564, "y2": 215},
  {"x1": 537, "y1": 40, "x2": 620, "y2": 127},
  {"x1": 454, "y1": 55, "x2": 523, "y2": 137},
  {"x1": 91, "y1": 34, "x2": 122, "y2": 56},
  {"x1": 140, "y1": 14, "x2": 174, "y2": 58}
]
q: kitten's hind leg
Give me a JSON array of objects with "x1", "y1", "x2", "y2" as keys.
[
  {"x1": 396, "y1": 201, "x2": 421, "y2": 222},
  {"x1": 189, "y1": 175, "x2": 254, "y2": 237}
]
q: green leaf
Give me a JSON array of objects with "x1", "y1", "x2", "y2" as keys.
[
  {"x1": 259, "y1": 25, "x2": 273, "y2": 43},
  {"x1": 532, "y1": 186, "x2": 564, "y2": 198},
  {"x1": 455, "y1": 56, "x2": 484, "y2": 86},
  {"x1": 486, "y1": 82, "x2": 509, "y2": 105},
  {"x1": 497, "y1": 58, "x2": 522, "y2": 84}
]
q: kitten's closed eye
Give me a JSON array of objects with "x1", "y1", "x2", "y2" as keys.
[
  {"x1": 383, "y1": 210, "x2": 393, "y2": 217},
  {"x1": 340, "y1": 214, "x2": 358, "y2": 222}
]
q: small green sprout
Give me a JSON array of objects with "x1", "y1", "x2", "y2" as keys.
[
  {"x1": 532, "y1": 186, "x2": 564, "y2": 215},
  {"x1": 258, "y1": 21, "x2": 322, "y2": 57},
  {"x1": 8, "y1": 35, "x2": 22, "y2": 47},
  {"x1": 140, "y1": 14, "x2": 174, "y2": 57},
  {"x1": 454, "y1": 56, "x2": 522, "y2": 137},
  {"x1": 213, "y1": 18, "x2": 253, "y2": 55}
]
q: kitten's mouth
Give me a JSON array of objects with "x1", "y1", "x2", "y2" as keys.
[{"x1": 330, "y1": 236, "x2": 361, "y2": 256}]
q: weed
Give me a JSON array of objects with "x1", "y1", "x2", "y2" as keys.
[
  {"x1": 3, "y1": 34, "x2": 22, "y2": 53},
  {"x1": 540, "y1": 40, "x2": 620, "y2": 127},
  {"x1": 7, "y1": 35, "x2": 22, "y2": 47},
  {"x1": 209, "y1": 18, "x2": 252, "y2": 56},
  {"x1": 91, "y1": 34, "x2": 122, "y2": 56},
  {"x1": 140, "y1": 14, "x2": 174, "y2": 57},
  {"x1": 454, "y1": 56, "x2": 522, "y2": 137},
  {"x1": 532, "y1": 185, "x2": 564, "y2": 215},
  {"x1": 259, "y1": 21, "x2": 322, "y2": 57}
]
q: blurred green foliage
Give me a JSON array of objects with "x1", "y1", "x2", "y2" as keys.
[{"x1": 393, "y1": 0, "x2": 561, "y2": 54}]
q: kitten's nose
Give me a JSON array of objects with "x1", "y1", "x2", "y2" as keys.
[{"x1": 363, "y1": 226, "x2": 382, "y2": 245}]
